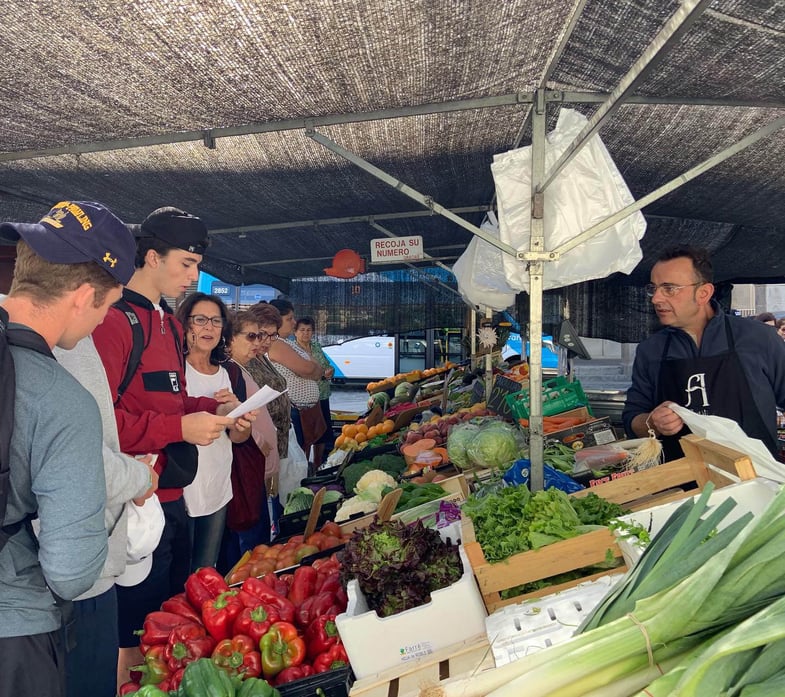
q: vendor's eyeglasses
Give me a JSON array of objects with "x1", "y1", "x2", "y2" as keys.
[
  {"x1": 189, "y1": 314, "x2": 224, "y2": 327},
  {"x1": 644, "y1": 282, "x2": 702, "y2": 298}
]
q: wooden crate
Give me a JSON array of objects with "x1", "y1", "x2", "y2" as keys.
[
  {"x1": 462, "y1": 517, "x2": 627, "y2": 613},
  {"x1": 349, "y1": 636, "x2": 493, "y2": 697},
  {"x1": 570, "y1": 434, "x2": 757, "y2": 511},
  {"x1": 463, "y1": 435, "x2": 757, "y2": 612}
]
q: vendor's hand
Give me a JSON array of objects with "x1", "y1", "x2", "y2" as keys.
[
  {"x1": 649, "y1": 402, "x2": 685, "y2": 436},
  {"x1": 324, "y1": 367, "x2": 334, "y2": 379}
]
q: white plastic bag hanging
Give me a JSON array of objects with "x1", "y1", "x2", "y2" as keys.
[
  {"x1": 452, "y1": 212, "x2": 517, "y2": 311},
  {"x1": 278, "y1": 425, "x2": 309, "y2": 503},
  {"x1": 491, "y1": 109, "x2": 646, "y2": 292},
  {"x1": 669, "y1": 403, "x2": 785, "y2": 483}
]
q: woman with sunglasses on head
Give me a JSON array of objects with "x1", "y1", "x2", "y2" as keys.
[
  {"x1": 174, "y1": 293, "x2": 254, "y2": 571},
  {"x1": 220, "y1": 309, "x2": 281, "y2": 567}
]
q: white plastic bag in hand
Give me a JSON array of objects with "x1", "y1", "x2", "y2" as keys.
[{"x1": 669, "y1": 403, "x2": 785, "y2": 483}]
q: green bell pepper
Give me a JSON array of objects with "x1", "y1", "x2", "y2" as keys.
[
  {"x1": 178, "y1": 657, "x2": 235, "y2": 697},
  {"x1": 236, "y1": 677, "x2": 281, "y2": 697}
]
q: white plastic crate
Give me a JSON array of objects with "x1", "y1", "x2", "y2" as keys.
[
  {"x1": 614, "y1": 478, "x2": 779, "y2": 567},
  {"x1": 484, "y1": 574, "x2": 622, "y2": 666},
  {"x1": 335, "y1": 546, "x2": 487, "y2": 679}
]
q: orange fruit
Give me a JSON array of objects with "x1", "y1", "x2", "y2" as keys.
[
  {"x1": 356, "y1": 423, "x2": 369, "y2": 435},
  {"x1": 343, "y1": 424, "x2": 358, "y2": 438},
  {"x1": 381, "y1": 419, "x2": 395, "y2": 434},
  {"x1": 335, "y1": 434, "x2": 346, "y2": 447},
  {"x1": 367, "y1": 425, "x2": 379, "y2": 439},
  {"x1": 355, "y1": 432, "x2": 367, "y2": 444}
]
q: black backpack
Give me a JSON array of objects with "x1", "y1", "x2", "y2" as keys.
[{"x1": 0, "y1": 305, "x2": 55, "y2": 551}]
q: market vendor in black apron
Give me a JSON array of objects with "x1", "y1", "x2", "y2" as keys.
[{"x1": 622, "y1": 245, "x2": 785, "y2": 462}]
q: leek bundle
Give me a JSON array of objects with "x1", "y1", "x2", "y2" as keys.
[{"x1": 420, "y1": 481, "x2": 785, "y2": 697}]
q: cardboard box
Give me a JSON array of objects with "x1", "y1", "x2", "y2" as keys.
[
  {"x1": 336, "y1": 546, "x2": 487, "y2": 679},
  {"x1": 544, "y1": 407, "x2": 616, "y2": 451}
]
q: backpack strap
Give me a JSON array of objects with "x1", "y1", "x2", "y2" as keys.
[
  {"x1": 0, "y1": 307, "x2": 55, "y2": 546},
  {"x1": 114, "y1": 298, "x2": 145, "y2": 405}
]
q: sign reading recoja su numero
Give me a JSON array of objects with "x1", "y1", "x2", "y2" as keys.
[{"x1": 369, "y1": 235, "x2": 424, "y2": 263}]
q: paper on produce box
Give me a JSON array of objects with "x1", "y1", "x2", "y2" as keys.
[
  {"x1": 225, "y1": 386, "x2": 286, "y2": 418},
  {"x1": 668, "y1": 403, "x2": 785, "y2": 483}
]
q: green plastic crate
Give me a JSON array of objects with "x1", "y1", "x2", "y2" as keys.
[{"x1": 505, "y1": 376, "x2": 591, "y2": 420}]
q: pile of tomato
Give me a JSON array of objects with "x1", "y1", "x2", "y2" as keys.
[{"x1": 226, "y1": 522, "x2": 351, "y2": 585}]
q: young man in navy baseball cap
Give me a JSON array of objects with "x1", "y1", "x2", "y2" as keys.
[{"x1": 0, "y1": 201, "x2": 136, "y2": 697}]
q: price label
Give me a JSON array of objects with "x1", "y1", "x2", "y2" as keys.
[{"x1": 487, "y1": 375, "x2": 523, "y2": 419}]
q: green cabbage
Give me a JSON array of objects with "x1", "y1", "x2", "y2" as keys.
[
  {"x1": 446, "y1": 422, "x2": 480, "y2": 470},
  {"x1": 466, "y1": 421, "x2": 521, "y2": 470}
]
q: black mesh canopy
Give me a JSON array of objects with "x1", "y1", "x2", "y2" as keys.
[{"x1": 0, "y1": 0, "x2": 783, "y2": 342}]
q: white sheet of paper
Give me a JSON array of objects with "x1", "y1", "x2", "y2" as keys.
[{"x1": 225, "y1": 385, "x2": 287, "y2": 418}]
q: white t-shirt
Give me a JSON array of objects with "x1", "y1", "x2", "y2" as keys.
[{"x1": 182, "y1": 364, "x2": 234, "y2": 517}]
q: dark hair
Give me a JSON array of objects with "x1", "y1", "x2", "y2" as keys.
[
  {"x1": 657, "y1": 245, "x2": 713, "y2": 284},
  {"x1": 135, "y1": 236, "x2": 175, "y2": 269},
  {"x1": 250, "y1": 302, "x2": 283, "y2": 329},
  {"x1": 777, "y1": 318, "x2": 785, "y2": 330},
  {"x1": 295, "y1": 316, "x2": 315, "y2": 331},
  {"x1": 754, "y1": 312, "x2": 776, "y2": 324},
  {"x1": 174, "y1": 292, "x2": 230, "y2": 364},
  {"x1": 229, "y1": 310, "x2": 260, "y2": 340},
  {"x1": 269, "y1": 297, "x2": 294, "y2": 316}
]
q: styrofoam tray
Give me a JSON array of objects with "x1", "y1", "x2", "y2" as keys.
[
  {"x1": 485, "y1": 574, "x2": 622, "y2": 666},
  {"x1": 614, "y1": 478, "x2": 779, "y2": 568}
]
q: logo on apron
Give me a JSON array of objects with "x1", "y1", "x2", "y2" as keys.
[{"x1": 684, "y1": 372, "x2": 709, "y2": 409}]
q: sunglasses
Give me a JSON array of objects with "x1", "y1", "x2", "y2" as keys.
[{"x1": 242, "y1": 331, "x2": 279, "y2": 342}]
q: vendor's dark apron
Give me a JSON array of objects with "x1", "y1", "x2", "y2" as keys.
[{"x1": 657, "y1": 315, "x2": 776, "y2": 461}]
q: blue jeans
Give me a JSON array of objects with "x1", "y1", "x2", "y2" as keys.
[{"x1": 189, "y1": 505, "x2": 228, "y2": 572}]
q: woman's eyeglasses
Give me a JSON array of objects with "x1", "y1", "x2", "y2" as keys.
[
  {"x1": 243, "y1": 331, "x2": 279, "y2": 342},
  {"x1": 189, "y1": 314, "x2": 224, "y2": 327},
  {"x1": 644, "y1": 282, "x2": 702, "y2": 298}
]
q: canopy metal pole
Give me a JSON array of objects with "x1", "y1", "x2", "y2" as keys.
[
  {"x1": 537, "y1": 0, "x2": 713, "y2": 194},
  {"x1": 306, "y1": 130, "x2": 519, "y2": 257},
  {"x1": 552, "y1": 114, "x2": 785, "y2": 257},
  {"x1": 528, "y1": 89, "x2": 548, "y2": 493}
]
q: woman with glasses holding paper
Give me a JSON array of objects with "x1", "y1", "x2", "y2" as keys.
[
  {"x1": 174, "y1": 294, "x2": 255, "y2": 571},
  {"x1": 220, "y1": 309, "x2": 281, "y2": 570}
]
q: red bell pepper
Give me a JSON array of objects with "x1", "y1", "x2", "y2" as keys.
[
  {"x1": 273, "y1": 664, "x2": 314, "y2": 686},
  {"x1": 132, "y1": 644, "x2": 171, "y2": 686},
  {"x1": 287, "y1": 565, "x2": 318, "y2": 607},
  {"x1": 239, "y1": 577, "x2": 296, "y2": 624},
  {"x1": 136, "y1": 611, "x2": 197, "y2": 647},
  {"x1": 259, "y1": 621, "x2": 306, "y2": 680},
  {"x1": 211, "y1": 634, "x2": 263, "y2": 679},
  {"x1": 313, "y1": 570, "x2": 341, "y2": 596},
  {"x1": 313, "y1": 644, "x2": 349, "y2": 673},
  {"x1": 295, "y1": 592, "x2": 342, "y2": 629},
  {"x1": 161, "y1": 592, "x2": 203, "y2": 626},
  {"x1": 262, "y1": 571, "x2": 293, "y2": 598},
  {"x1": 118, "y1": 681, "x2": 141, "y2": 695},
  {"x1": 184, "y1": 566, "x2": 230, "y2": 609},
  {"x1": 202, "y1": 590, "x2": 244, "y2": 643},
  {"x1": 233, "y1": 603, "x2": 280, "y2": 643},
  {"x1": 164, "y1": 623, "x2": 216, "y2": 671},
  {"x1": 304, "y1": 614, "x2": 340, "y2": 661},
  {"x1": 160, "y1": 667, "x2": 185, "y2": 692}
]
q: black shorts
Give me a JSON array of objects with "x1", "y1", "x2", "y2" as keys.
[{"x1": 0, "y1": 630, "x2": 65, "y2": 697}]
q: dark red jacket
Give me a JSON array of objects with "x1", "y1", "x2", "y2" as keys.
[{"x1": 92, "y1": 289, "x2": 218, "y2": 502}]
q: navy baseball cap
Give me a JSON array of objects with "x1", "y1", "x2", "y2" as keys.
[
  {"x1": 0, "y1": 200, "x2": 136, "y2": 284},
  {"x1": 138, "y1": 207, "x2": 209, "y2": 255}
]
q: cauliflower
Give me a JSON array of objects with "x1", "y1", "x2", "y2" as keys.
[
  {"x1": 335, "y1": 495, "x2": 379, "y2": 522},
  {"x1": 355, "y1": 470, "x2": 398, "y2": 503}
]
